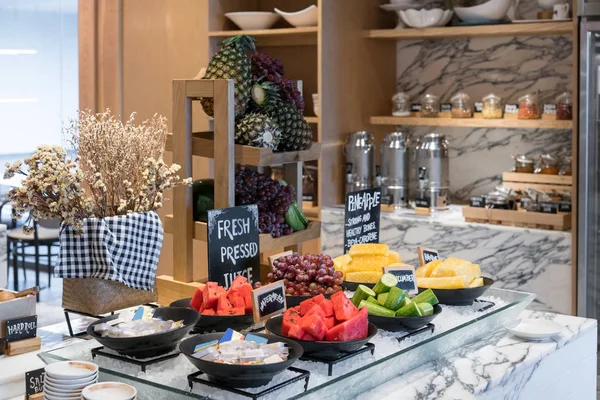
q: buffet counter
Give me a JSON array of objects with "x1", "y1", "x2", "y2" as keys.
[{"x1": 320, "y1": 206, "x2": 572, "y2": 314}]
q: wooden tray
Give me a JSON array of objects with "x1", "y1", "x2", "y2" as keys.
[
  {"x1": 502, "y1": 172, "x2": 572, "y2": 194},
  {"x1": 462, "y1": 206, "x2": 571, "y2": 231}
]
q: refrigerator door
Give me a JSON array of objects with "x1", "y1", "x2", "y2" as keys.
[
  {"x1": 580, "y1": 0, "x2": 600, "y2": 16},
  {"x1": 578, "y1": 22, "x2": 600, "y2": 318}
]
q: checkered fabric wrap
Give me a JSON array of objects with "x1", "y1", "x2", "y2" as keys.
[{"x1": 54, "y1": 211, "x2": 163, "y2": 291}]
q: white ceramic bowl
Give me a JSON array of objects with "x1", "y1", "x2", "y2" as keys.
[
  {"x1": 454, "y1": 0, "x2": 513, "y2": 22},
  {"x1": 275, "y1": 5, "x2": 318, "y2": 27},
  {"x1": 312, "y1": 93, "x2": 319, "y2": 117},
  {"x1": 45, "y1": 361, "x2": 98, "y2": 380},
  {"x1": 225, "y1": 12, "x2": 280, "y2": 30},
  {"x1": 399, "y1": 9, "x2": 453, "y2": 28},
  {"x1": 82, "y1": 382, "x2": 137, "y2": 400},
  {"x1": 537, "y1": 0, "x2": 563, "y2": 9}
]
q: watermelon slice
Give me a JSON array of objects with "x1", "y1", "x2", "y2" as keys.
[
  {"x1": 304, "y1": 304, "x2": 326, "y2": 319},
  {"x1": 324, "y1": 316, "x2": 335, "y2": 330},
  {"x1": 301, "y1": 333, "x2": 316, "y2": 341},
  {"x1": 331, "y1": 291, "x2": 357, "y2": 322},
  {"x1": 312, "y1": 294, "x2": 326, "y2": 304},
  {"x1": 318, "y1": 299, "x2": 334, "y2": 317},
  {"x1": 201, "y1": 309, "x2": 216, "y2": 315},
  {"x1": 282, "y1": 306, "x2": 301, "y2": 336},
  {"x1": 227, "y1": 291, "x2": 246, "y2": 310},
  {"x1": 190, "y1": 287, "x2": 203, "y2": 311},
  {"x1": 288, "y1": 324, "x2": 306, "y2": 340},
  {"x1": 230, "y1": 275, "x2": 248, "y2": 291},
  {"x1": 234, "y1": 283, "x2": 253, "y2": 313},
  {"x1": 300, "y1": 313, "x2": 327, "y2": 341},
  {"x1": 299, "y1": 298, "x2": 317, "y2": 317},
  {"x1": 202, "y1": 282, "x2": 223, "y2": 310},
  {"x1": 216, "y1": 293, "x2": 233, "y2": 314},
  {"x1": 325, "y1": 307, "x2": 368, "y2": 342}
]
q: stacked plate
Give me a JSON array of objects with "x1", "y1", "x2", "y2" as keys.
[
  {"x1": 82, "y1": 382, "x2": 137, "y2": 400},
  {"x1": 44, "y1": 361, "x2": 98, "y2": 400}
]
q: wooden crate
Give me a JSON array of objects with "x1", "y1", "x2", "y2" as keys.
[
  {"x1": 462, "y1": 206, "x2": 571, "y2": 231},
  {"x1": 502, "y1": 172, "x2": 572, "y2": 194}
]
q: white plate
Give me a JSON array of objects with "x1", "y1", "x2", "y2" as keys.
[
  {"x1": 82, "y1": 382, "x2": 137, "y2": 400},
  {"x1": 45, "y1": 361, "x2": 99, "y2": 380},
  {"x1": 512, "y1": 18, "x2": 571, "y2": 22},
  {"x1": 45, "y1": 373, "x2": 97, "y2": 386},
  {"x1": 504, "y1": 318, "x2": 564, "y2": 340},
  {"x1": 44, "y1": 377, "x2": 96, "y2": 391},
  {"x1": 44, "y1": 392, "x2": 82, "y2": 400},
  {"x1": 44, "y1": 386, "x2": 83, "y2": 396}
]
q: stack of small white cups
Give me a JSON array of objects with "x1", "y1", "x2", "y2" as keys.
[{"x1": 43, "y1": 361, "x2": 98, "y2": 400}]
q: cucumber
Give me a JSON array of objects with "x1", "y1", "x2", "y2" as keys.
[
  {"x1": 351, "y1": 284, "x2": 377, "y2": 307},
  {"x1": 358, "y1": 300, "x2": 395, "y2": 317},
  {"x1": 372, "y1": 273, "x2": 399, "y2": 295},
  {"x1": 383, "y1": 287, "x2": 407, "y2": 311},
  {"x1": 417, "y1": 302, "x2": 434, "y2": 316},
  {"x1": 291, "y1": 202, "x2": 309, "y2": 227},
  {"x1": 377, "y1": 292, "x2": 388, "y2": 306},
  {"x1": 410, "y1": 289, "x2": 439, "y2": 306},
  {"x1": 366, "y1": 296, "x2": 378, "y2": 304},
  {"x1": 192, "y1": 179, "x2": 215, "y2": 222},
  {"x1": 395, "y1": 301, "x2": 422, "y2": 318},
  {"x1": 285, "y1": 205, "x2": 305, "y2": 231},
  {"x1": 400, "y1": 297, "x2": 411, "y2": 308}
]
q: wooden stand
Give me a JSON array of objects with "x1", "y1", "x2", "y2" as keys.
[
  {"x1": 502, "y1": 172, "x2": 572, "y2": 194},
  {"x1": 157, "y1": 79, "x2": 321, "y2": 305},
  {"x1": 4, "y1": 337, "x2": 41, "y2": 356},
  {"x1": 462, "y1": 206, "x2": 571, "y2": 231}
]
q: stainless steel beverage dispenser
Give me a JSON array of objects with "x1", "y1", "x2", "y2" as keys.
[
  {"x1": 344, "y1": 131, "x2": 376, "y2": 193},
  {"x1": 380, "y1": 132, "x2": 410, "y2": 208},
  {"x1": 414, "y1": 133, "x2": 450, "y2": 210}
]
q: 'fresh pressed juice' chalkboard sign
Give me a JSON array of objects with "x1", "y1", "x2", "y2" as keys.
[
  {"x1": 207, "y1": 205, "x2": 260, "y2": 289},
  {"x1": 418, "y1": 246, "x2": 440, "y2": 267},
  {"x1": 251, "y1": 281, "x2": 286, "y2": 322},
  {"x1": 5, "y1": 315, "x2": 37, "y2": 342},
  {"x1": 343, "y1": 188, "x2": 382, "y2": 254},
  {"x1": 383, "y1": 265, "x2": 418, "y2": 295},
  {"x1": 25, "y1": 368, "x2": 45, "y2": 399}
]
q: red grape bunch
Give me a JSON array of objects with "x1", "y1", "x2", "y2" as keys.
[
  {"x1": 235, "y1": 167, "x2": 296, "y2": 237},
  {"x1": 267, "y1": 253, "x2": 345, "y2": 296}
]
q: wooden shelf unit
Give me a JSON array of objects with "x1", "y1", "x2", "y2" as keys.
[
  {"x1": 208, "y1": 26, "x2": 318, "y2": 46},
  {"x1": 305, "y1": 116, "x2": 319, "y2": 124},
  {"x1": 369, "y1": 116, "x2": 573, "y2": 129}
]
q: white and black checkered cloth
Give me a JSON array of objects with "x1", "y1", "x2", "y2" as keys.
[{"x1": 54, "y1": 211, "x2": 163, "y2": 291}]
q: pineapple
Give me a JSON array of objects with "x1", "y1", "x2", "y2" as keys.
[
  {"x1": 235, "y1": 113, "x2": 281, "y2": 149},
  {"x1": 250, "y1": 81, "x2": 312, "y2": 151},
  {"x1": 200, "y1": 35, "x2": 256, "y2": 119}
]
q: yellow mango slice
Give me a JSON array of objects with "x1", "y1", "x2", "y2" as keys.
[
  {"x1": 333, "y1": 254, "x2": 352, "y2": 270},
  {"x1": 469, "y1": 277, "x2": 484, "y2": 288},
  {"x1": 347, "y1": 255, "x2": 389, "y2": 272},
  {"x1": 417, "y1": 276, "x2": 470, "y2": 289},
  {"x1": 345, "y1": 271, "x2": 384, "y2": 284},
  {"x1": 349, "y1": 243, "x2": 389, "y2": 257},
  {"x1": 430, "y1": 258, "x2": 472, "y2": 279},
  {"x1": 469, "y1": 264, "x2": 482, "y2": 279},
  {"x1": 387, "y1": 251, "x2": 402, "y2": 264},
  {"x1": 416, "y1": 259, "x2": 442, "y2": 278}
]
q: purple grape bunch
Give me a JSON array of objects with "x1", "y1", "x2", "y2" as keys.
[
  {"x1": 235, "y1": 167, "x2": 296, "y2": 237},
  {"x1": 267, "y1": 253, "x2": 344, "y2": 296}
]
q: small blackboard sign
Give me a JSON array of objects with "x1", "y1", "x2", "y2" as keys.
[
  {"x1": 474, "y1": 102, "x2": 483, "y2": 113},
  {"x1": 383, "y1": 265, "x2": 418, "y2": 295},
  {"x1": 343, "y1": 188, "x2": 382, "y2": 254},
  {"x1": 440, "y1": 103, "x2": 452, "y2": 113},
  {"x1": 251, "y1": 281, "x2": 286, "y2": 323},
  {"x1": 418, "y1": 246, "x2": 440, "y2": 267},
  {"x1": 207, "y1": 205, "x2": 260, "y2": 289},
  {"x1": 5, "y1": 315, "x2": 37, "y2": 343},
  {"x1": 543, "y1": 104, "x2": 557, "y2": 115},
  {"x1": 25, "y1": 367, "x2": 45, "y2": 398},
  {"x1": 469, "y1": 196, "x2": 486, "y2": 208},
  {"x1": 558, "y1": 200, "x2": 572, "y2": 212},
  {"x1": 504, "y1": 104, "x2": 519, "y2": 114},
  {"x1": 410, "y1": 104, "x2": 422, "y2": 112},
  {"x1": 539, "y1": 201, "x2": 558, "y2": 214},
  {"x1": 415, "y1": 198, "x2": 430, "y2": 208}
]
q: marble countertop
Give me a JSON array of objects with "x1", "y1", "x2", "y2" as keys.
[{"x1": 361, "y1": 310, "x2": 596, "y2": 399}]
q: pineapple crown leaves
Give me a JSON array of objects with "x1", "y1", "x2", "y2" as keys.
[
  {"x1": 251, "y1": 80, "x2": 282, "y2": 107},
  {"x1": 219, "y1": 34, "x2": 256, "y2": 52}
]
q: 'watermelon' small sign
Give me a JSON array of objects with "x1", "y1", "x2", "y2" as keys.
[{"x1": 251, "y1": 281, "x2": 286, "y2": 323}]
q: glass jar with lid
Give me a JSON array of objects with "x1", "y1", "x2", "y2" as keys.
[
  {"x1": 450, "y1": 91, "x2": 473, "y2": 118},
  {"x1": 481, "y1": 93, "x2": 503, "y2": 119},
  {"x1": 420, "y1": 94, "x2": 440, "y2": 118},
  {"x1": 559, "y1": 155, "x2": 572, "y2": 176},
  {"x1": 518, "y1": 93, "x2": 539, "y2": 119},
  {"x1": 392, "y1": 92, "x2": 410, "y2": 117},
  {"x1": 556, "y1": 92, "x2": 572, "y2": 120},
  {"x1": 512, "y1": 154, "x2": 534, "y2": 173},
  {"x1": 536, "y1": 153, "x2": 559, "y2": 175}
]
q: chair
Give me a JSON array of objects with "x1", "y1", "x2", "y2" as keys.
[{"x1": 7, "y1": 218, "x2": 60, "y2": 294}]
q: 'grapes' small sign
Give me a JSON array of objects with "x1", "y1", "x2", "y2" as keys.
[
  {"x1": 383, "y1": 265, "x2": 417, "y2": 295},
  {"x1": 343, "y1": 188, "x2": 381, "y2": 254},
  {"x1": 252, "y1": 281, "x2": 286, "y2": 323},
  {"x1": 207, "y1": 205, "x2": 260, "y2": 289},
  {"x1": 418, "y1": 246, "x2": 440, "y2": 267}
]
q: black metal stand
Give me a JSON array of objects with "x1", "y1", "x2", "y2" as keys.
[
  {"x1": 187, "y1": 367, "x2": 310, "y2": 400},
  {"x1": 473, "y1": 299, "x2": 496, "y2": 312},
  {"x1": 300, "y1": 343, "x2": 375, "y2": 376},
  {"x1": 91, "y1": 346, "x2": 180, "y2": 372},
  {"x1": 396, "y1": 323, "x2": 436, "y2": 343},
  {"x1": 64, "y1": 303, "x2": 158, "y2": 337}
]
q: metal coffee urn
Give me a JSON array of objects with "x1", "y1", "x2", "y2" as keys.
[
  {"x1": 414, "y1": 133, "x2": 450, "y2": 210},
  {"x1": 344, "y1": 131, "x2": 376, "y2": 194},
  {"x1": 380, "y1": 132, "x2": 410, "y2": 208}
]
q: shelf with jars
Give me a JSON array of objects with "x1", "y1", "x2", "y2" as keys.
[{"x1": 369, "y1": 116, "x2": 573, "y2": 129}]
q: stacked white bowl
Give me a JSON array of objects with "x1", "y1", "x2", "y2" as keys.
[
  {"x1": 43, "y1": 361, "x2": 98, "y2": 400},
  {"x1": 82, "y1": 382, "x2": 137, "y2": 400}
]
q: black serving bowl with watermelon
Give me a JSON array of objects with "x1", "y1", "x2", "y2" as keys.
[
  {"x1": 170, "y1": 276, "x2": 254, "y2": 333},
  {"x1": 266, "y1": 292, "x2": 377, "y2": 359},
  {"x1": 180, "y1": 333, "x2": 303, "y2": 388}
]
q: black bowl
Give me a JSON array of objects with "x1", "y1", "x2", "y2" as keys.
[
  {"x1": 368, "y1": 304, "x2": 442, "y2": 332},
  {"x1": 170, "y1": 298, "x2": 254, "y2": 333},
  {"x1": 265, "y1": 315, "x2": 377, "y2": 359},
  {"x1": 342, "y1": 281, "x2": 375, "y2": 292},
  {"x1": 87, "y1": 307, "x2": 200, "y2": 359},
  {"x1": 180, "y1": 333, "x2": 303, "y2": 388},
  {"x1": 418, "y1": 277, "x2": 495, "y2": 306}
]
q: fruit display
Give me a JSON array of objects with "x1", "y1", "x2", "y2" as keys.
[
  {"x1": 235, "y1": 112, "x2": 281, "y2": 150},
  {"x1": 416, "y1": 258, "x2": 483, "y2": 289},
  {"x1": 280, "y1": 293, "x2": 368, "y2": 341},
  {"x1": 190, "y1": 276, "x2": 253, "y2": 316},
  {"x1": 333, "y1": 243, "x2": 403, "y2": 283},
  {"x1": 93, "y1": 306, "x2": 184, "y2": 338},
  {"x1": 267, "y1": 253, "x2": 344, "y2": 296}
]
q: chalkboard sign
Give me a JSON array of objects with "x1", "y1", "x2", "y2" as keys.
[
  {"x1": 539, "y1": 202, "x2": 558, "y2": 214},
  {"x1": 415, "y1": 198, "x2": 430, "y2": 208},
  {"x1": 251, "y1": 281, "x2": 286, "y2": 322},
  {"x1": 207, "y1": 205, "x2": 260, "y2": 289},
  {"x1": 25, "y1": 367, "x2": 45, "y2": 398},
  {"x1": 504, "y1": 104, "x2": 519, "y2": 114},
  {"x1": 469, "y1": 196, "x2": 486, "y2": 208},
  {"x1": 5, "y1": 315, "x2": 37, "y2": 342},
  {"x1": 418, "y1": 246, "x2": 440, "y2": 267},
  {"x1": 383, "y1": 265, "x2": 418, "y2": 295},
  {"x1": 558, "y1": 200, "x2": 572, "y2": 212},
  {"x1": 410, "y1": 104, "x2": 422, "y2": 112},
  {"x1": 474, "y1": 102, "x2": 483, "y2": 113},
  {"x1": 440, "y1": 103, "x2": 452, "y2": 113},
  {"x1": 343, "y1": 188, "x2": 382, "y2": 254}
]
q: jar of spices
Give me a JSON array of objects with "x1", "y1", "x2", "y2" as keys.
[
  {"x1": 392, "y1": 92, "x2": 410, "y2": 117},
  {"x1": 420, "y1": 94, "x2": 440, "y2": 118},
  {"x1": 450, "y1": 91, "x2": 473, "y2": 118},
  {"x1": 512, "y1": 154, "x2": 535, "y2": 174},
  {"x1": 536, "y1": 153, "x2": 559, "y2": 175},
  {"x1": 481, "y1": 93, "x2": 503, "y2": 119},
  {"x1": 559, "y1": 155, "x2": 572, "y2": 176},
  {"x1": 517, "y1": 93, "x2": 539, "y2": 119},
  {"x1": 556, "y1": 92, "x2": 573, "y2": 120}
]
